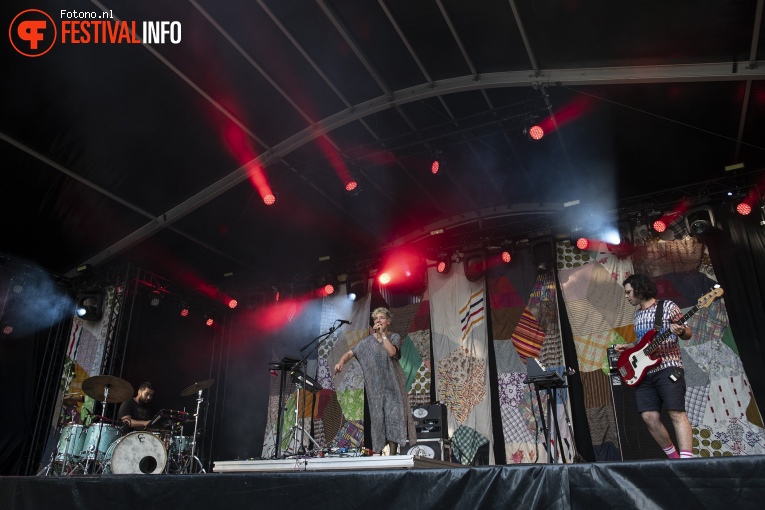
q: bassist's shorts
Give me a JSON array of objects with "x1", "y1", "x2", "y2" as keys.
[{"x1": 635, "y1": 367, "x2": 686, "y2": 413}]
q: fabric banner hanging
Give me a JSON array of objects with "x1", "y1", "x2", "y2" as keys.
[
  {"x1": 487, "y1": 243, "x2": 572, "y2": 464},
  {"x1": 558, "y1": 237, "x2": 765, "y2": 459},
  {"x1": 429, "y1": 263, "x2": 494, "y2": 465}
]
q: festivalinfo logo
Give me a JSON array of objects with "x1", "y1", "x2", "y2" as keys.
[{"x1": 9, "y1": 8, "x2": 182, "y2": 57}]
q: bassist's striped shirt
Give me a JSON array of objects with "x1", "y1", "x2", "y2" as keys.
[{"x1": 633, "y1": 300, "x2": 685, "y2": 374}]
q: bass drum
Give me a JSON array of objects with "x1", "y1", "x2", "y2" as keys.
[{"x1": 104, "y1": 431, "x2": 167, "y2": 474}]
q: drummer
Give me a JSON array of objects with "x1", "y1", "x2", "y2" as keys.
[{"x1": 117, "y1": 382, "x2": 155, "y2": 430}]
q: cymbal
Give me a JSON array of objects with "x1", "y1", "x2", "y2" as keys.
[
  {"x1": 82, "y1": 375, "x2": 134, "y2": 403},
  {"x1": 180, "y1": 379, "x2": 214, "y2": 396}
]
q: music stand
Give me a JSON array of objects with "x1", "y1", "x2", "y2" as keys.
[
  {"x1": 279, "y1": 321, "x2": 348, "y2": 457},
  {"x1": 283, "y1": 368, "x2": 322, "y2": 455},
  {"x1": 524, "y1": 358, "x2": 568, "y2": 464},
  {"x1": 268, "y1": 357, "x2": 299, "y2": 458}
]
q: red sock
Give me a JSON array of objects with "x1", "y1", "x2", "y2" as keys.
[{"x1": 662, "y1": 444, "x2": 679, "y2": 459}]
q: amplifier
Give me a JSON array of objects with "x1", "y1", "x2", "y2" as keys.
[
  {"x1": 407, "y1": 438, "x2": 451, "y2": 462},
  {"x1": 411, "y1": 403, "x2": 447, "y2": 439}
]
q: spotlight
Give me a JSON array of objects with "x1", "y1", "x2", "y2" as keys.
[
  {"x1": 527, "y1": 125, "x2": 544, "y2": 140},
  {"x1": 378, "y1": 272, "x2": 391, "y2": 285},
  {"x1": 569, "y1": 228, "x2": 590, "y2": 250},
  {"x1": 435, "y1": 252, "x2": 452, "y2": 274},
  {"x1": 500, "y1": 241, "x2": 513, "y2": 263},
  {"x1": 736, "y1": 202, "x2": 752, "y2": 216},
  {"x1": 180, "y1": 307, "x2": 189, "y2": 317},
  {"x1": 652, "y1": 219, "x2": 667, "y2": 233},
  {"x1": 463, "y1": 251, "x2": 486, "y2": 282},
  {"x1": 75, "y1": 290, "x2": 104, "y2": 321},
  {"x1": 228, "y1": 299, "x2": 238, "y2": 309},
  {"x1": 2, "y1": 324, "x2": 12, "y2": 335},
  {"x1": 345, "y1": 273, "x2": 368, "y2": 302},
  {"x1": 323, "y1": 284, "x2": 335, "y2": 296},
  {"x1": 345, "y1": 180, "x2": 358, "y2": 192},
  {"x1": 431, "y1": 159, "x2": 440, "y2": 175},
  {"x1": 684, "y1": 206, "x2": 716, "y2": 237},
  {"x1": 149, "y1": 291, "x2": 161, "y2": 307},
  {"x1": 263, "y1": 193, "x2": 276, "y2": 206},
  {"x1": 12, "y1": 284, "x2": 23, "y2": 294},
  {"x1": 204, "y1": 314, "x2": 214, "y2": 327}
]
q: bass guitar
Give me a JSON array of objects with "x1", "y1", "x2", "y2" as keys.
[{"x1": 617, "y1": 286, "x2": 724, "y2": 386}]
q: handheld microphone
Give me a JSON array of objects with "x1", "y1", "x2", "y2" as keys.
[{"x1": 337, "y1": 320, "x2": 352, "y2": 325}]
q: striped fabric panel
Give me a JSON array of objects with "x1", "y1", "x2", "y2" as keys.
[
  {"x1": 510, "y1": 308, "x2": 545, "y2": 362},
  {"x1": 564, "y1": 299, "x2": 611, "y2": 338},
  {"x1": 586, "y1": 406, "x2": 618, "y2": 447},
  {"x1": 460, "y1": 289, "x2": 485, "y2": 342},
  {"x1": 586, "y1": 263, "x2": 635, "y2": 329},
  {"x1": 580, "y1": 369, "x2": 612, "y2": 409},
  {"x1": 539, "y1": 333, "x2": 564, "y2": 367},
  {"x1": 574, "y1": 330, "x2": 619, "y2": 372},
  {"x1": 321, "y1": 391, "x2": 344, "y2": 447},
  {"x1": 558, "y1": 263, "x2": 594, "y2": 302}
]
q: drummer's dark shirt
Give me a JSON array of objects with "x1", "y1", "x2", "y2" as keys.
[{"x1": 117, "y1": 398, "x2": 151, "y2": 423}]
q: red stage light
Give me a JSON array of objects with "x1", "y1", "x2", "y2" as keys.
[
  {"x1": 431, "y1": 160, "x2": 440, "y2": 175},
  {"x1": 324, "y1": 284, "x2": 335, "y2": 296},
  {"x1": 436, "y1": 260, "x2": 448, "y2": 273},
  {"x1": 378, "y1": 272, "x2": 391, "y2": 285},
  {"x1": 736, "y1": 202, "x2": 752, "y2": 216},
  {"x1": 2, "y1": 325, "x2": 12, "y2": 335},
  {"x1": 528, "y1": 125, "x2": 544, "y2": 140},
  {"x1": 576, "y1": 238, "x2": 589, "y2": 250},
  {"x1": 180, "y1": 308, "x2": 189, "y2": 317},
  {"x1": 205, "y1": 318, "x2": 214, "y2": 327},
  {"x1": 263, "y1": 194, "x2": 276, "y2": 206},
  {"x1": 346, "y1": 181, "x2": 358, "y2": 192},
  {"x1": 652, "y1": 220, "x2": 667, "y2": 233},
  {"x1": 228, "y1": 299, "x2": 238, "y2": 309},
  {"x1": 501, "y1": 251, "x2": 512, "y2": 263}
]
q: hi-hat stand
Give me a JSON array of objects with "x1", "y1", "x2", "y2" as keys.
[{"x1": 179, "y1": 379, "x2": 215, "y2": 473}]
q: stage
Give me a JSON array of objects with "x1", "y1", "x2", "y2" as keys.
[{"x1": 2, "y1": 455, "x2": 764, "y2": 510}]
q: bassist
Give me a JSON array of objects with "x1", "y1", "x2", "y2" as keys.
[{"x1": 615, "y1": 274, "x2": 693, "y2": 459}]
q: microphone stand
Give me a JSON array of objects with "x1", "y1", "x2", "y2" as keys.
[{"x1": 285, "y1": 321, "x2": 348, "y2": 456}]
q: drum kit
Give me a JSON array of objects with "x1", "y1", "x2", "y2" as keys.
[{"x1": 41, "y1": 375, "x2": 214, "y2": 476}]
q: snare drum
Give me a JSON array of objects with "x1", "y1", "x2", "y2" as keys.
[
  {"x1": 55, "y1": 424, "x2": 87, "y2": 463},
  {"x1": 169, "y1": 435, "x2": 193, "y2": 454},
  {"x1": 82, "y1": 423, "x2": 121, "y2": 460},
  {"x1": 104, "y1": 431, "x2": 167, "y2": 474}
]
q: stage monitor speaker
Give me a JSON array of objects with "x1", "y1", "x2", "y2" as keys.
[
  {"x1": 411, "y1": 403, "x2": 448, "y2": 439},
  {"x1": 407, "y1": 438, "x2": 451, "y2": 462}
]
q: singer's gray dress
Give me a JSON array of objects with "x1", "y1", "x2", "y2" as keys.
[{"x1": 352, "y1": 332, "x2": 415, "y2": 452}]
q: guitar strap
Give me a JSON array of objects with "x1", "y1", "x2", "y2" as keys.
[{"x1": 653, "y1": 300, "x2": 665, "y2": 331}]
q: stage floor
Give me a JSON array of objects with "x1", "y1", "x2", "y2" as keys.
[{"x1": 3, "y1": 455, "x2": 764, "y2": 510}]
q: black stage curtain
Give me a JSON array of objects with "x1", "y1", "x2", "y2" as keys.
[
  {"x1": 706, "y1": 204, "x2": 765, "y2": 415},
  {"x1": 555, "y1": 272, "x2": 595, "y2": 462}
]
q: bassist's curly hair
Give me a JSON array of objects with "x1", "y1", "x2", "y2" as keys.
[{"x1": 623, "y1": 274, "x2": 658, "y2": 301}]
